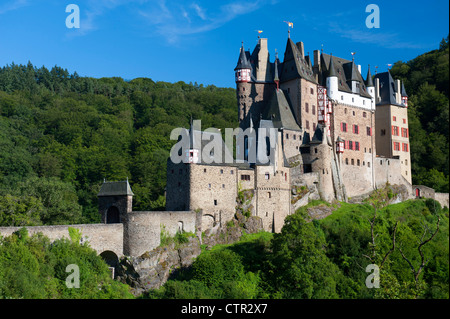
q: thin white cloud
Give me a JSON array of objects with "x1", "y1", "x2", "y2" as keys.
[
  {"x1": 0, "y1": 0, "x2": 29, "y2": 14},
  {"x1": 139, "y1": 0, "x2": 268, "y2": 44},
  {"x1": 328, "y1": 22, "x2": 425, "y2": 49},
  {"x1": 191, "y1": 3, "x2": 206, "y2": 20}
]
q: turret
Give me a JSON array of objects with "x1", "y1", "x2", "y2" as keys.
[
  {"x1": 234, "y1": 42, "x2": 251, "y2": 83},
  {"x1": 274, "y1": 52, "x2": 280, "y2": 91},
  {"x1": 326, "y1": 54, "x2": 338, "y2": 100},
  {"x1": 401, "y1": 81, "x2": 408, "y2": 107},
  {"x1": 366, "y1": 64, "x2": 375, "y2": 98}
]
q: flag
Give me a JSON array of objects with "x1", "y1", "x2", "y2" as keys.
[
  {"x1": 351, "y1": 52, "x2": 356, "y2": 56},
  {"x1": 257, "y1": 30, "x2": 263, "y2": 34},
  {"x1": 284, "y1": 21, "x2": 293, "y2": 28}
]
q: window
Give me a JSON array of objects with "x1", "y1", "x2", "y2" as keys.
[
  {"x1": 402, "y1": 143, "x2": 409, "y2": 152},
  {"x1": 353, "y1": 125, "x2": 359, "y2": 134},
  {"x1": 392, "y1": 126, "x2": 399, "y2": 136},
  {"x1": 293, "y1": 134, "x2": 296, "y2": 140},
  {"x1": 341, "y1": 122, "x2": 347, "y2": 132},
  {"x1": 394, "y1": 142, "x2": 400, "y2": 151},
  {"x1": 312, "y1": 105, "x2": 316, "y2": 115},
  {"x1": 208, "y1": 183, "x2": 212, "y2": 189},
  {"x1": 381, "y1": 129, "x2": 386, "y2": 136},
  {"x1": 220, "y1": 169, "x2": 223, "y2": 174},
  {"x1": 368, "y1": 162, "x2": 371, "y2": 167},
  {"x1": 401, "y1": 128, "x2": 409, "y2": 138},
  {"x1": 355, "y1": 141, "x2": 360, "y2": 151},
  {"x1": 265, "y1": 173, "x2": 270, "y2": 180},
  {"x1": 341, "y1": 95, "x2": 344, "y2": 101},
  {"x1": 305, "y1": 103, "x2": 309, "y2": 113},
  {"x1": 363, "y1": 112, "x2": 367, "y2": 118},
  {"x1": 405, "y1": 159, "x2": 408, "y2": 165},
  {"x1": 348, "y1": 141, "x2": 353, "y2": 150},
  {"x1": 310, "y1": 88, "x2": 314, "y2": 94},
  {"x1": 230, "y1": 170, "x2": 234, "y2": 174},
  {"x1": 367, "y1": 126, "x2": 372, "y2": 136},
  {"x1": 403, "y1": 118, "x2": 406, "y2": 124},
  {"x1": 357, "y1": 159, "x2": 360, "y2": 166},
  {"x1": 306, "y1": 120, "x2": 310, "y2": 130},
  {"x1": 241, "y1": 174, "x2": 250, "y2": 181},
  {"x1": 214, "y1": 200, "x2": 217, "y2": 206},
  {"x1": 351, "y1": 159, "x2": 354, "y2": 165},
  {"x1": 352, "y1": 110, "x2": 355, "y2": 116},
  {"x1": 286, "y1": 133, "x2": 289, "y2": 139},
  {"x1": 393, "y1": 116, "x2": 397, "y2": 121},
  {"x1": 268, "y1": 192, "x2": 271, "y2": 198},
  {"x1": 313, "y1": 123, "x2": 316, "y2": 131},
  {"x1": 204, "y1": 168, "x2": 207, "y2": 173},
  {"x1": 345, "y1": 158, "x2": 349, "y2": 165},
  {"x1": 222, "y1": 184, "x2": 225, "y2": 188}
]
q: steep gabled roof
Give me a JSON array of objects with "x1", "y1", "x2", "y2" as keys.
[
  {"x1": 262, "y1": 89, "x2": 300, "y2": 131},
  {"x1": 321, "y1": 53, "x2": 372, "y2": 98},
  {"x1": 280, "y1": 38, "x2": 316, "y2": 83},
  {"x1": 374, "y1": 71, "x2": 403, "y2": 106}
]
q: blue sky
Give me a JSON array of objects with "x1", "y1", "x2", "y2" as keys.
[{"x1": 0, "y1": 0, "x2": 448, "y2": 88}]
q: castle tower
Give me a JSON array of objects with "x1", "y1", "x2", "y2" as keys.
[
  {"x1": 98, "y1": 180, "x2": 134, "y2": 224},
  {"x1": 235, "y1": 42, "x2": 252, "y2": 122},
  {"x1": 374, "y1": 71, "x2": 412, "y2": 184}
]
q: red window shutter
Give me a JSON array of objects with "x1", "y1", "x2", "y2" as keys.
[
  {"x1": 406, "y1": 129, "x2": 408, "y2": 138},
  {"x1": 392, "y1": 125, "x2": 394, "y2": 135}
]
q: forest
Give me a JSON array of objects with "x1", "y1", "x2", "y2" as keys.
[
  {"x1": 0, "y1": 36, "x2": 448, "y2": 299},
  {"x1": 0, "y1": 36, "x2": 448, "y2": 226}
]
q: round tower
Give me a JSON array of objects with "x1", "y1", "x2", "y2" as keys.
[{"x1": 235, "y1": 42, "x2": 252, "y2": 122}]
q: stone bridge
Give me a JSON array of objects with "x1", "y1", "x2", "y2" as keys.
[{"x1": 0, "y1": 223, "x2": 124, "y2": 262}]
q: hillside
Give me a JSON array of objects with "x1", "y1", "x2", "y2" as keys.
[
  {"x1": 0, "y1": 66, "x2": 238, "y2": 225},
  {"x1": 147, "y1": 198, "x2": 449, "y2": 299},
  {"x1": 0, "y1": 36, "x2": 448, "y2": 226}
]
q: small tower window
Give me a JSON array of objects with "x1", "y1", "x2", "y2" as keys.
[
  {"x1": 214, "y1": 200, "x2": 217, "y2": 206},
  {"x1": 265, "y1": 173, "x2": 270, "y2": 180}
]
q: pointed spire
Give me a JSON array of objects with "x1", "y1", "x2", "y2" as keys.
[
  {"x1": 328, "y1": 54, "x2": 337, "y2": 78},
  {"x1": 365, "y1": 64, "x2": 374, "y2": 87},
  {"x1": 234, "y1": 42, "x2": 251, "y2": 71},
  {"x1": 274, "y1": 50, "x2": 280, "y2": 90}
]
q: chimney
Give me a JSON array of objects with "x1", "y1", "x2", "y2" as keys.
[
  {"x1": 296, "y1": 42, "x2": 305, "y2": 58},
  {"x1": 396, "y1": 79, "x2": 401, "y2": 104},
  {"x1": 375, "y1": 77, "x2": 380, "y2": 103},
  {"x1": 313, "y1": 50, "x2": 321, "y2": 81},
  {"x1": 357, "y1": 65, "x2": 361, "y2": 74}
]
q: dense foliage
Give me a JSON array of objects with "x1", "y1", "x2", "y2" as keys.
[
  {"x1": 148, "y1": 198, "x2": 449, "y2": 299},
  {"x1": 390, "y1": 35, "x2": 449, "y2": 192},
  {"x1": 0, "y1": 228, "x2": 133, "y2": 299},
  {"x1": 0, "y1": 64, "x2": 237, "y2": 225}
]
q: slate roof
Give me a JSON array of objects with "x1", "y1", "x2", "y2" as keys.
[
  {"x1": 234, "y1": 44, "x2": 252, "y2": 70},
  {"x1": 320, "y1": 53, "x2": 372, "y2": 98},
  {"x1": 279, "y1": 38, "x2": 316, "y2": 83},
  {"x1": 98, "y1": 180, "x2": 134, "y2": 196},
  {"x1": 262, "y1": 89, "x2": 301, "y2": 131},
  {"x1": 374, "y1": 71, "x2": 404, "y2": 106}
]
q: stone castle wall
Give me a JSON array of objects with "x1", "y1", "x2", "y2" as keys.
[{"x1": 0, "y1": 223, "x2": 124, "y2": 257}]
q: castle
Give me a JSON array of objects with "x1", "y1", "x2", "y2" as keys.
[
  {"x1": 165, "y1": 35, "x2": 414, "y2": 233},
  {"x1": 1, "y1": 36, "x2": 448, "y2": 263}
]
